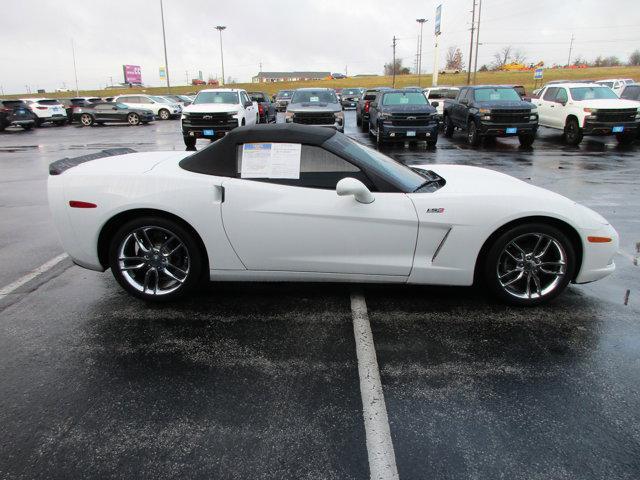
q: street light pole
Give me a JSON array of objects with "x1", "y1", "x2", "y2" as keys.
[
  {"x1": 215, "y1": 26, "x2": 226, "y2": 85},
  {"x1": 472, "y1": 0, "x2": 482, "y2": 84},
  {"x1": 416, "y1": 18, "x2": 427, "y2": 86},
  {"x1": 71, "y1": 38, "x2": 79, "y2": 96},
  {"x1": 159, "y1": 0, "x2": 171, "y2": 92}
]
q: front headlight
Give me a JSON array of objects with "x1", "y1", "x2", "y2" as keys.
[
  {"x1": 334, "y1": 111, "x2": 344, "y2": 123},
  {"x1": 181, "y1": 114, "x2": 187, "y2": 120},
  {"x1": 285, "y1": 111, "x2": 295, "y2": 122},
  {"x1": 530, "y1": 107, "x2": 538, "y2": 114},
  {"x1": 479, "y1": 108, "x2": 491, "y2": 114},
  {"x1": 583, "y1": 108, "x2": 598, "y2": 113}
]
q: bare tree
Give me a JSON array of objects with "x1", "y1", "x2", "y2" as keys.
[
  {"x1": 512, "y1": 49, "x2": 527, "y2": 64},
  {"x1": 492, "y1": 46, "x2": 512, "y2": 69},
  {"x1": 384, "y1": 59, "x2": 410, "y2": 76},
  {"x1": 445, "y1": 47, "x2": 465, "y2": 70},
  {"x1": 629, "y1": 49, "x2": 640, "y2": 66}
]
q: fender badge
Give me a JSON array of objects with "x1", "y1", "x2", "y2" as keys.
[{"x1": 427, "y1": 208, "x2": 445, "y2": 213}]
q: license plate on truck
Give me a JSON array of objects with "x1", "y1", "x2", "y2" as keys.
[
  {"x1": 506, "y1": 127, "x2": 517, "y2": 134},
  {"x1": 203, "y1": 129, "x2": 214, "y2": 136},
  {"x1": 406, "y1": 131, "x2": 416, "y2": 137},
  {"x1": 612, "y1": 126, "x2": 624, "y2": 133}
]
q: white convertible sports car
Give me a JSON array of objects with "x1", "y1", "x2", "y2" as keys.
[{"x1": 48, "y1": 124, "x2": 618, "y2": 306}]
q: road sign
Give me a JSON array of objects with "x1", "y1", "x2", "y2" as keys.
[
  {"x1": 534, "y1": 68, "x2": 544, "y2": 79},
  {"x1": 435, "y1": 5, "x2": 442, "y2": 35},
  {"x1": 159, "y1": 66, "x2": 166, "y2": 79}
]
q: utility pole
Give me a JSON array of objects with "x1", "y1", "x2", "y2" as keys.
[
  {"x1": 109, "y1": 76, "x2": 113, "y2": 87},
  {"x1": 259, "y1": 61, "x2": 263, "y2": 73},
  {"x1": 472, "y1": 0, "x2": 482, "y2": 84},
  {"x1": 392, "y1": 36, "x2": 397, "y2": 88},
  {"x1": 185, "y1": 70, "x2": 189, "y2": 85},
  {"x1": 71, "y1": 38, "x2": 79, "y2": 95},
  {"x1": 215, "y1": 26, "x2": 226, "y2": 85},
  {"x1": 345, "y1": 64, "x2": 348, "y2": 76},
  {"x1": 567, "y1": 34, "x2": 575, "y2": 66},
  {"x1": 466, "y1": 0, "x2": 477, "y2": 85},
  {"x1": 416, "y1": 18, "x2": 427, "y2": 86},
  {"x1": 159, "y1": 0, "x2": 171, "y2": 92}
]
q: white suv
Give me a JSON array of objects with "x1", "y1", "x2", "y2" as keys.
[
  {"x1": 21, "y1": 98, "x2": 67, "y2": 127},
  {"x1": 181, "y1": 89, "x2": 258, "y2": 149},
  {"x1": 595, "y1": 79, "x2": 635, "y2": 97},
  {"x1": 112, "y1": 94, "x2": 182, "y2": 120},
  {"x1": 532, "y1": 83, "x2": 640, "y2": 145}
]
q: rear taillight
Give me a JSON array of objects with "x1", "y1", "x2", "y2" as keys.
[
  {"x1": 364, "y1": 101, "x2": 370, "y2": 113},
  {"x1": 1, "y1": 107, "x2": 11, "y2": 113},
  {"x1": 36, "y1": 106, "x2": 48, "y2": 110},
  {"x1": 258, "y1": 104, "x2": 264, "y2": 115},
  {"x1": 69, "y1": 200, "x2": 97, "y2": 208}
]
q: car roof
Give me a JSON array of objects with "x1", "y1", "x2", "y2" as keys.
[
  {"x1": 180, "y1": 124, "x2": 336, "y2": 177},
  {"x1": 596, "y1": 79, "x2": 626, "y2": 82},
  {"x1": 543, "y1": 82, "x2": 601, "y2": 88},
  {"x1": 294, "y1": 87, "x2": 333, "y2": 91},
  {"x1": 198, "y1": 88, "x2": 242, "y2": 93}
]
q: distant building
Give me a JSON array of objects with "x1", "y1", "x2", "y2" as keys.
[{"x1": 252, "y1": 71, "x2": 331, "y2": 83}]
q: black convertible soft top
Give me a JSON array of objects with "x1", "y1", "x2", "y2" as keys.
[{"x1": 179, "y1": 124, "x2": 337, "y2": 177}]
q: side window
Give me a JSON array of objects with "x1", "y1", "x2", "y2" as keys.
[
  {"x1": 555, "y1": 88, "x2": 568, "y2": 103},
  {"x1": 542, "y1": 87, "x2": 558, "y2": 101},
  {"x1": 236, "y1": 144, "x2": 375, "y2": 190},
  {"x1": 465, "y1": 89, "x2": 474, "y2": 102},
  {"x1": 95, "y1": 104, "x2": 110, "y2": 111},
  {"x1": 457, "y1": 88, "x2": 466, "y2": 100},
  {"x1": 241, "y1": 92, "x2": 250, "y2": 105}
]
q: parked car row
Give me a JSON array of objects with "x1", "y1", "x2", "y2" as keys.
[{"x1": 0, "y1": 94, "x2": 196, "y2": 132}]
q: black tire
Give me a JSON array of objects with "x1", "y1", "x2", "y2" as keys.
[
  {"x1": 0, "y1": 124, "x2": 5, "y2": 132},
  {"x1": 426, "y1": 139, "x2": 438, "y2": 148},
  {"x1": 141, "y1": 121, "x2": 149, "y2": 125},
  {"x1": 183, "y1": 135, "x2": 196, "y2": 150},
  {"x1": 375, "y1": 123, "x2": 384, "y2": 145},
  {"x1": 356, "y1": 114, "x2": 362, "y2": 126},
  {"x1": 467, "y1": 120, "x2": 481, "y2": 146},
  {"x1": 34, "y1": 118, "x2": 42, "y2": 128},
  {"x1": 518, "y1": 133, "x2": 535, "y2": 147},
  {"x1": 616, "y1": 132, "x2": 635, "y2": 145},
  {"x1": 108, "y1": 216, "x2": 204, "y2": 302},
  {"x1": 80, "y1": 113, "x2": 94, "y2": 127},
  {"x1": 482, "y1": 223, "x2": 575, "y2": 306},
  {"x1": 361, "y1": 116, "x2": 370, "y2": 132},
  {"x1": 443, "y1": 115, "x2": 454, "y2": 137},
  {"x1": 55, "y1": 120, "x2": 66, "y2": 127},
  {"x1": 127, "y1": 113, "x2": 140, "y2": 126},
  {"x1": 564, "y1": 117, "x2": 583, "y2": 146},
  {"x1": 158, "y1": 108, "x2": 170, "y2": 120},
  {"x1": 22, "y1": 124, "x2": 33, "y2": 131}
]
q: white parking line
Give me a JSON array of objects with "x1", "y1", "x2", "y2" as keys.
[
  {"x1": 350, "y1": 291, "x2": 400, "y2": 480},
  {"x1": 0, "y1": 253, "x2": 68, "y2": 300}
]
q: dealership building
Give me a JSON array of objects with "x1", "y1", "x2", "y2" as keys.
[{"x1": 251, "y1": 71, "x2": 331, "y2": 83}]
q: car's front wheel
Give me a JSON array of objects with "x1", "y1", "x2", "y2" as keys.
[
  {"x1": 127, "y1": 113, "x2": 140, "y2": 125},
  {"x1": 483, "y1": 223, "x2": 575, "y2": 306},
  {"x1": 564, "y1": 117, "x2": 583, "y2": 146},
  {"x1": 158, "y1": 108, "x2": 170, "y2": 120},
  {"x1": 518, "y1": 133, "x2": 535, "y2": 147},
  {"x1": 443, "y1": 115, "x2": 454, "y2": 137},
  {"x1": 109, "y1": 217, "x2": 204, "y2": 301},
  {"x1": 183, "y1": 135, "x2": 196, "y2": 150},
  {"x1": 616, "y1": 132, "x2": 635, "y2": 145},
  {"x1": 467, "y1": 120, "x2": 481, "y2": 146}
]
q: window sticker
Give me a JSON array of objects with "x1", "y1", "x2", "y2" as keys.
[
  {"x1": 241, "y1": 143, "x2": 301, "y2": 179},
  {"x1": 309, "y1": 96, "x2": 320, "y2": 102}
]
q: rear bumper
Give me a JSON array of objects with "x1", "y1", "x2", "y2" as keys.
[
  {"x1": 478, "y1": 121, "x2": 538, "y2": 136},
  {"x1": 582, "y1": 120, "x2": 639, "y2": 136},
  {"x1": 380, "y1": 123, "x2": 439, "y2": 140}
]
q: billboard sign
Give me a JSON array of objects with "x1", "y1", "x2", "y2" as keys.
[
  {"x1": 159, "y1": 66, "x2": 166, "y2": 79},
  {"x1": 534, "y1": 68, "x2": 544, "y2": 79},
  {"x1": 435, "y1": 5, "x2": 442, "y2": 35},
  {"x1": 123, "y1": 64, "x2": 142, "y2": 84}
]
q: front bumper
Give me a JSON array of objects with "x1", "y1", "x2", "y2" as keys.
[
  {"x1": 582, "y1": 120, "x2": 639, "y2": 136},
  {"x1": 478, "y1": 121, "x2": 538, "y2": 136},
  {"x1": 574, "y1": 223, "x2": 619, "y2": 284},
  {"x1": 380, "y1": 123, "x2": 439, "y2": 140},
  {"x1": 182, "y1": 123, "x2": 238, "y2": 140}
]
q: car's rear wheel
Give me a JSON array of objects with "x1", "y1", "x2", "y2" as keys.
[
  {"x1": 109, "y1": 217, "x2": 203, "y2": 301},
  {"x1": 483, "y1": 223, "x2": 575, "y2": 306},
  {"x1": 22, "y1": 124, "x2": 33, "y2": 130},
  {"x1": 127, "y1": 113, "x2": 140, "y2": 125},
  {"x1": 467, "y1": 120, "x2": 481, "y2": 146},
  {"x1": 158, "y1": 108, "x2": 170, "y2": 120},
  {"x1": 376, "y1": 124, "x2": 384, "y2": 145},
  {"x1": 34, "y1": 118, "x2": 42, "y2": 128},
  {"x1": 443, "y1": 115, "x2": 454, "y2": 137},
  {"x1": 356, "y1": 114, "x2": 362, "y2": 126},
  {"x1": 80, "y1": 114, "x2": 94, "y2": 126},
  {"x1": 564, "y1": 117, "x2": 583, "y2": 146}
]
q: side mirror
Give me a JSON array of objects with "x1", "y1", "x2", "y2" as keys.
[
  {"x1": 336, "y1": 178, "x2": 374, "y2": 204},
  {"x1": 431, "y1": 101, "x2": 439, "y2": 108},
  {"x1": 459, "y1": 98, "x2": 468, "y2": 105}
]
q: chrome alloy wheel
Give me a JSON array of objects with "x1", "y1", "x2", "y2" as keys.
[
  {"x1": 117, "y1": 226, "x2": 190, "y2": 296},
  {"x1": 496, "y1": 233, "x2": 567, "y2": 300}
]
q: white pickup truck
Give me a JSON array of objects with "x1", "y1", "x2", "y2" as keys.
[
  {"x1": 181, "y1": 88, "x2": 258, "y2": 149},
  {"x1": 532, "y1": 82, "x2": 640, "y2": 145}
]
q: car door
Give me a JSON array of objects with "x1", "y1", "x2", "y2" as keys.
[
  {"x1": 453, "y1": 88, "x2": 469, "y2": 126},
  {"x1": 368, "y1": 94, "x2": 381, "y2": 128},
  {"x1": 241, "y1": 91, "x2": 256, "y2": 124},
  {"x1": 93, "y1": 104, "x2": 110, "y2": 122},
  {"x1": 220, "y1": 143, "x2": 418, "y2": 276},
  {"x1": 535, "y1": 87, "x2": 557, "y2": 127},
  {"x1": 549, "y1": 87, "x2": 568, "y2": 128},
  {"x1": 138, "y1": 96, "x2": 157, "y2": 115}
]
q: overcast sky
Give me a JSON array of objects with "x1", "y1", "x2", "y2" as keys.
[{"x1": 1, "y1": 0, "x2": 639, "y2": 94}]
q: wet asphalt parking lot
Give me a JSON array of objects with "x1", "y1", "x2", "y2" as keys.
[{"x1": 1, "y1": 112, "x2": 639, "y2": 479}]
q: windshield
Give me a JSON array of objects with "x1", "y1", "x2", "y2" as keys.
[
  {"x1": 276, "y1": 90, "x2": 293, "y2": 98},
  {"x1": 342, "y1": 89, "x2": 361, "y2": 96},
  {"x1": 37, "y1": 99, "x2": 62, "y2": 105},
  {"x1": 324, "y1": 134, "x2": 428, "y2": 192},
  {"x1": 597, "y1": 82, "x2": 614, "y2": 88},
  {"x1": 382, "y1": 91, "x2": 427, "y2": 106},
  {"x1": 425, "y1": 89, "x2": 458, "y2": 99},
  {"x1": 193, "y1": 91, "x2": 239, "y2": 105},
  {"x1": 291, "y1": 90, "x2": 337, "y2": 103},
  {"x1": 152, "y1": 96, "x2": 172, "y2": 104},
  {"x1": 621, "y1": 85, "x2": 640, "y2": 100},
  {"x1": 570, "y1": 87, "x2": 618, "y2": 101},
  {"x1": 249, "y1": 93, "x2": 265, "y2": 101},
  {"x1": 474, "y1": 88, "x2": 521, "y2": 101}
]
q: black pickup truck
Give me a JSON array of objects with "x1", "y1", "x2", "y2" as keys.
[
  {"x1": 443, "y1": 85, "x2": 538, "y2": 146},
  {"x1": 368, "y1": 89, "x2": 439, "y2": 146}
]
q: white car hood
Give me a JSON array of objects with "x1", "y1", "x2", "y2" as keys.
[
  {"x1": 184, "y1": 104, "x2": 241, "y2": 114},
  {"x1": 571, "y1": 98, "x2": 639, "y2": 109}
]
